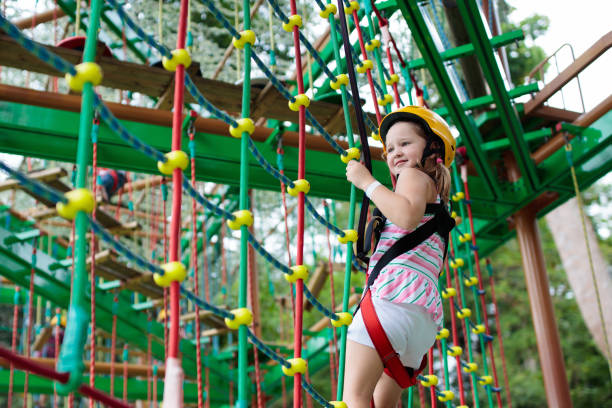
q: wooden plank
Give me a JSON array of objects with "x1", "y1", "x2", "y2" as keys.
[
  {"x1": 303, "y1": 262, "x2": 329, "y2": 312},
  {"x1": 527, "y1": 106, "x2": 581, "y2": 123},
  {"x1": 0, "y1": 168, "x2": 67, "y2": 193},
  {"x1": 308, "y1": 293, "x2": 360, "y2": 332}
]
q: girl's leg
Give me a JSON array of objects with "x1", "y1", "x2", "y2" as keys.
[
  {"x1": 343, "y1": 340, "x2": 384, "y2": 408},
  {"x1": 372, "y1": 371, "x2": 403, "y2": 408}
]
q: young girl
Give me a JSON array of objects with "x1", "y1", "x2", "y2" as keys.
[{"x1": 344, "y1": 106, "x2": 456, "y2": 408}]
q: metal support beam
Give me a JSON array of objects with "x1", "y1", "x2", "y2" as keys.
[
  {"x1": 457, "y1": 0, "x2": 539, "y2": 192},
  {"x1": 397, "y1": 0, "x2": 500, "y2": 199}
]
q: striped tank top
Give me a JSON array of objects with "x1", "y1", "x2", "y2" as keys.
[{"x1": 368, "y1": 201, "x2": 446, "y2": 328}]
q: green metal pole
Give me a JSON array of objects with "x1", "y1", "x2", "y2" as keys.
[
  {"x1": 56, "y1": 0, "x2": 102, "y2": 394},
  {"x1": 237, "y1": 0, "x2": 252, "y2": 405}
]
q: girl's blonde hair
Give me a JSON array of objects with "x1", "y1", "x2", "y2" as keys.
[{"x1": 384, "y1": 121, "x2": 452, "y2": 203}]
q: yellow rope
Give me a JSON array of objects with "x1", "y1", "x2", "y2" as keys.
[{"x1": 566, "y1": 142, "x2": 612, "y2": 382}]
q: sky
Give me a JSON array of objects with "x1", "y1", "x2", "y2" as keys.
[{"x1": 508, "y1": 0, "x2": 612, "y2": 112}]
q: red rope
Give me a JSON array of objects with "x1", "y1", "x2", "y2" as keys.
[
  {"x1": 427, "y1": 349, "x2": 436, "y2": 407},
  {"x1": 0, "y1": 346, "x2": 131, "y2": 407},
  {"x1": 287, "y1": 5, "x2": 307, "y2": 398},
  {"x1": 445, "y1": 262, "x2": 466, "y2": 404},
  {"x1": 461, "y1": 168, "x2": 502, "y2": 408},
  {"x1": 348, "y1": 9, "x2": 382, "y2": 123},
  {"x1": 323, "y1": 201, "x2": 339, "y2": 396},
  {"x1": 89, "y1": 130, "x2": 98, "y2": 408},
  {"x1": 110, "y1": 294, "x2": 118, "y2": 397},
  {"x1": 24, "y1": 244, "x2": 37, "y2": 403},
  {"x1": 54, "y1": 307, "x2": 60, "y2": 408},
  {"x1": 147, "y1": 315, "x2": 152, "y2": 405},
  {"x1": 487, "y1": 258, "x2": 513, "y2": 408},
  {"x1": 8, "y1": 287, "x2": 20, "y2": 408},
  {"x1": 167, "y1": 0, "x2": 190, "y2": 364},
  {"x1": 189, "y1": 129, "x2": 204, "y2": 408},
  {"x1": 122, "y1": 344, "x2": 128, "y2": 402}
]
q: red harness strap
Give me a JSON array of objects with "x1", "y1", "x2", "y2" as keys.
[{"x1": 361, "y1": 289, "x2": 427, "y2": 389}]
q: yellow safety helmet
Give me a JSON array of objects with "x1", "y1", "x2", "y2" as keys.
[{"x1": 378, "y1": 106, "x2": 456, "y2": 168}]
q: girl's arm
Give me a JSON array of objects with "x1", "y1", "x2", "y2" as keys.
[{"x1": 346, "y1": 161, "x2": 431, "y2": 230}]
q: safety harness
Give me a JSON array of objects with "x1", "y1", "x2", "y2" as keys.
[{"x1": 356, "y1": 202, "x2": 455, "y2": 388}]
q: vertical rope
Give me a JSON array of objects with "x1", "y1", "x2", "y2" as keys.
[
  {"x1": 486, "y1": 259, "x2": 512, "y2": 408},
  {"x1": 110, "y1": 294, "x2": 118, "y2": 397},
  {"x1": 445, "y1": 262, "x2": 466, "y2": 405},
  {"x1": 23, "y1": 240, "x2": 37, "y2": 405},
  {"x1": 89, "y1": 117, "x2": 99, "y2": 408},
  {"x1": 53, "y1": 307, "x2": 61, "y2": 408},
  {"x1": 8, "y1": 287, "x2": 20, "y2": 408},
  {"x1": 122, "y1": 344, "x2": 128, "y2": 401}
]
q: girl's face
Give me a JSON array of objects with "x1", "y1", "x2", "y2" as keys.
[{"x1": 385, "y1": 121, "x2": 427, "y2": 176}]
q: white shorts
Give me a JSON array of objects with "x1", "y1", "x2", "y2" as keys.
[{"x1": 347, "y1": 297, "x2": 437, "y2": 369}]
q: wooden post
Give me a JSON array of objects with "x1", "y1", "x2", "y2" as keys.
[{"x1": 513, "y1": 206, "x2": 573, "y2": 408}]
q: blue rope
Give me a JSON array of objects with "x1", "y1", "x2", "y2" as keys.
[
  {"x1": 301, "y1": 378, "x2": 334, "y2": 408},
  {"x1": 246, "y1": 328, "x2": 291, "y2": 368},
  {"x1": 184, "y1": 74, "x2": 238, "y2": 126},
  {"x1": 0, "y1": 13, "x2": 76, "y2": 76},
  {"x1": 88, "y1": 218, "x2": 163, "y2": 274},
  {"x1": 180, "y1": 286, "x2": 234, "y2": 319},
  {"x1": 265, "y1": 0, "x2": 336, "y2": 81},
  {"x1": 247, "y1": 139, "x2": 295, "y2": 187},
  {"x1": 92, "y1": 94, "x2": 167, "y2": 163},
  {"x1": 0, "y1": 161, "x2": 67, "y2": 204},
  {"x1": 181, "y1": 179, "x2": 236, "y2": 220},
  {"x1": 197, "y1": 0, "x2": 346, "y2": 155},
  {"x1": 105, "y1": 0, "x2": 172, "y2": 59},
  {"x1": 304, "y1": 198, "x2": 344, "y2": 237}
]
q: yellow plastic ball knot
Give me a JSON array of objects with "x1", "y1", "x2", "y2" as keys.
[
  {"x1": 153, "y1": 261, "x2": 187, "y2": 287},
  {"x1": 451, "y1": 211, "x2": 457, "y2": 218},
  {"x1": 287, "y1": 179, "x2": 310, "y2": 197},
  {"x1": 447, "y1": 345, "x2": 462, "y2": 357},
  {"x1": 436, "y1": 328, "x2": 450, "y2": 340},
  {"x1": 338, "y1": 229, "x2": 358, "y2": 244},
  {"x1": 288, "y1": 93, "x2": 310, "y2": 111},
  {"x1": 319, "y1": 4, "x2": 337, "y2": 18},
  {"x1": 162, "y1": 49, "x2": 192, "y2": 72},
  {"x1": 232, "y1": 30, "x2": 256, "y2": 49},
  {"x1": 282, "y1": 14, "x2": 303, "y2": 32},
  {"x1": 331, "y1": 312, "x2": 353, "y2": 328},
  {"x1": 472, "y1": 324, "x2": 486, "y2": 334},
  {"x1": 66, "y1": 62, "x2": 103, "y2": 92},
  {"x1": 341, "y1": 147, "x2": 361, "y2": 164},
  {"x1": 56, "y1": 188, "x2": 95, "y2": 220},
  {"x1": 457, "y1": 406, "x2": 470, "y2": 408},
  {"x1": 464, "y1": 276, "x2": 479, "y2": 287},
  {"x1": 459, "y1": 233, "x2": 472, "y2": 243},
  {"x1": 282, "y1": 358, "x2": 307, "y2": 376},
  {"x1": 365, "y1": 39, "x2": 381, "y2": 52},
  {"x1": 377, "y1": 94, "x2": 394, "y2": 106},
  {"x1": 452, "y1": 191, "x2": 465, "y2": 202},
  {"x1": 385, "y1": 74, "x2": 400, "y2": 85},
  {"x1": 157, "y1": 150, "x2": 189, "y2": 175},
  {"x1": 420, "y1": 374, "x2": 438, "y2": 387},
  {"x1": 438, "y1": 390, "x2": 455, "y2": 402},
  {"x1": 330, "y1": 74, "x2": 349, "y2": 90},
  {"x1": 229, "y1": 118, "x2": 255, "y2": 138},
  {"x1": 371, "y1": 131, "x2": 381, "y2": 142},
  {"x1": 450, "y1": 258, "x2": 464, "y2": 269},
  {"x1": 456, "y1": 308, "x2": 472, "y2": 319},
  {"x1": 463, "y1": 362, "x2": 478, "y2": 373},
  {"x1": 478, "y1": 375, "x2": 493, "y2": 386},
  {"x1": 227, "y1": 210, "x2": 254, "y2": 230},
  {"x1": 356, "y1": 59, "x2": 374, "y2": 74},
  {"x1": 224, "y1": 308, "x2": 253, "y2": 330},
  {"x1": 285, "y1": 265, "x2": 309, "y2": 283},
  {"x1": 344, "y1": 1, "x2": 360, "y2": 14},
  {"x1": 442, "y1": 287, "x2": 456, "y2": 299},
  {"x1": 329, "y1": 402, "x2": 347, "y2": 408}
]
